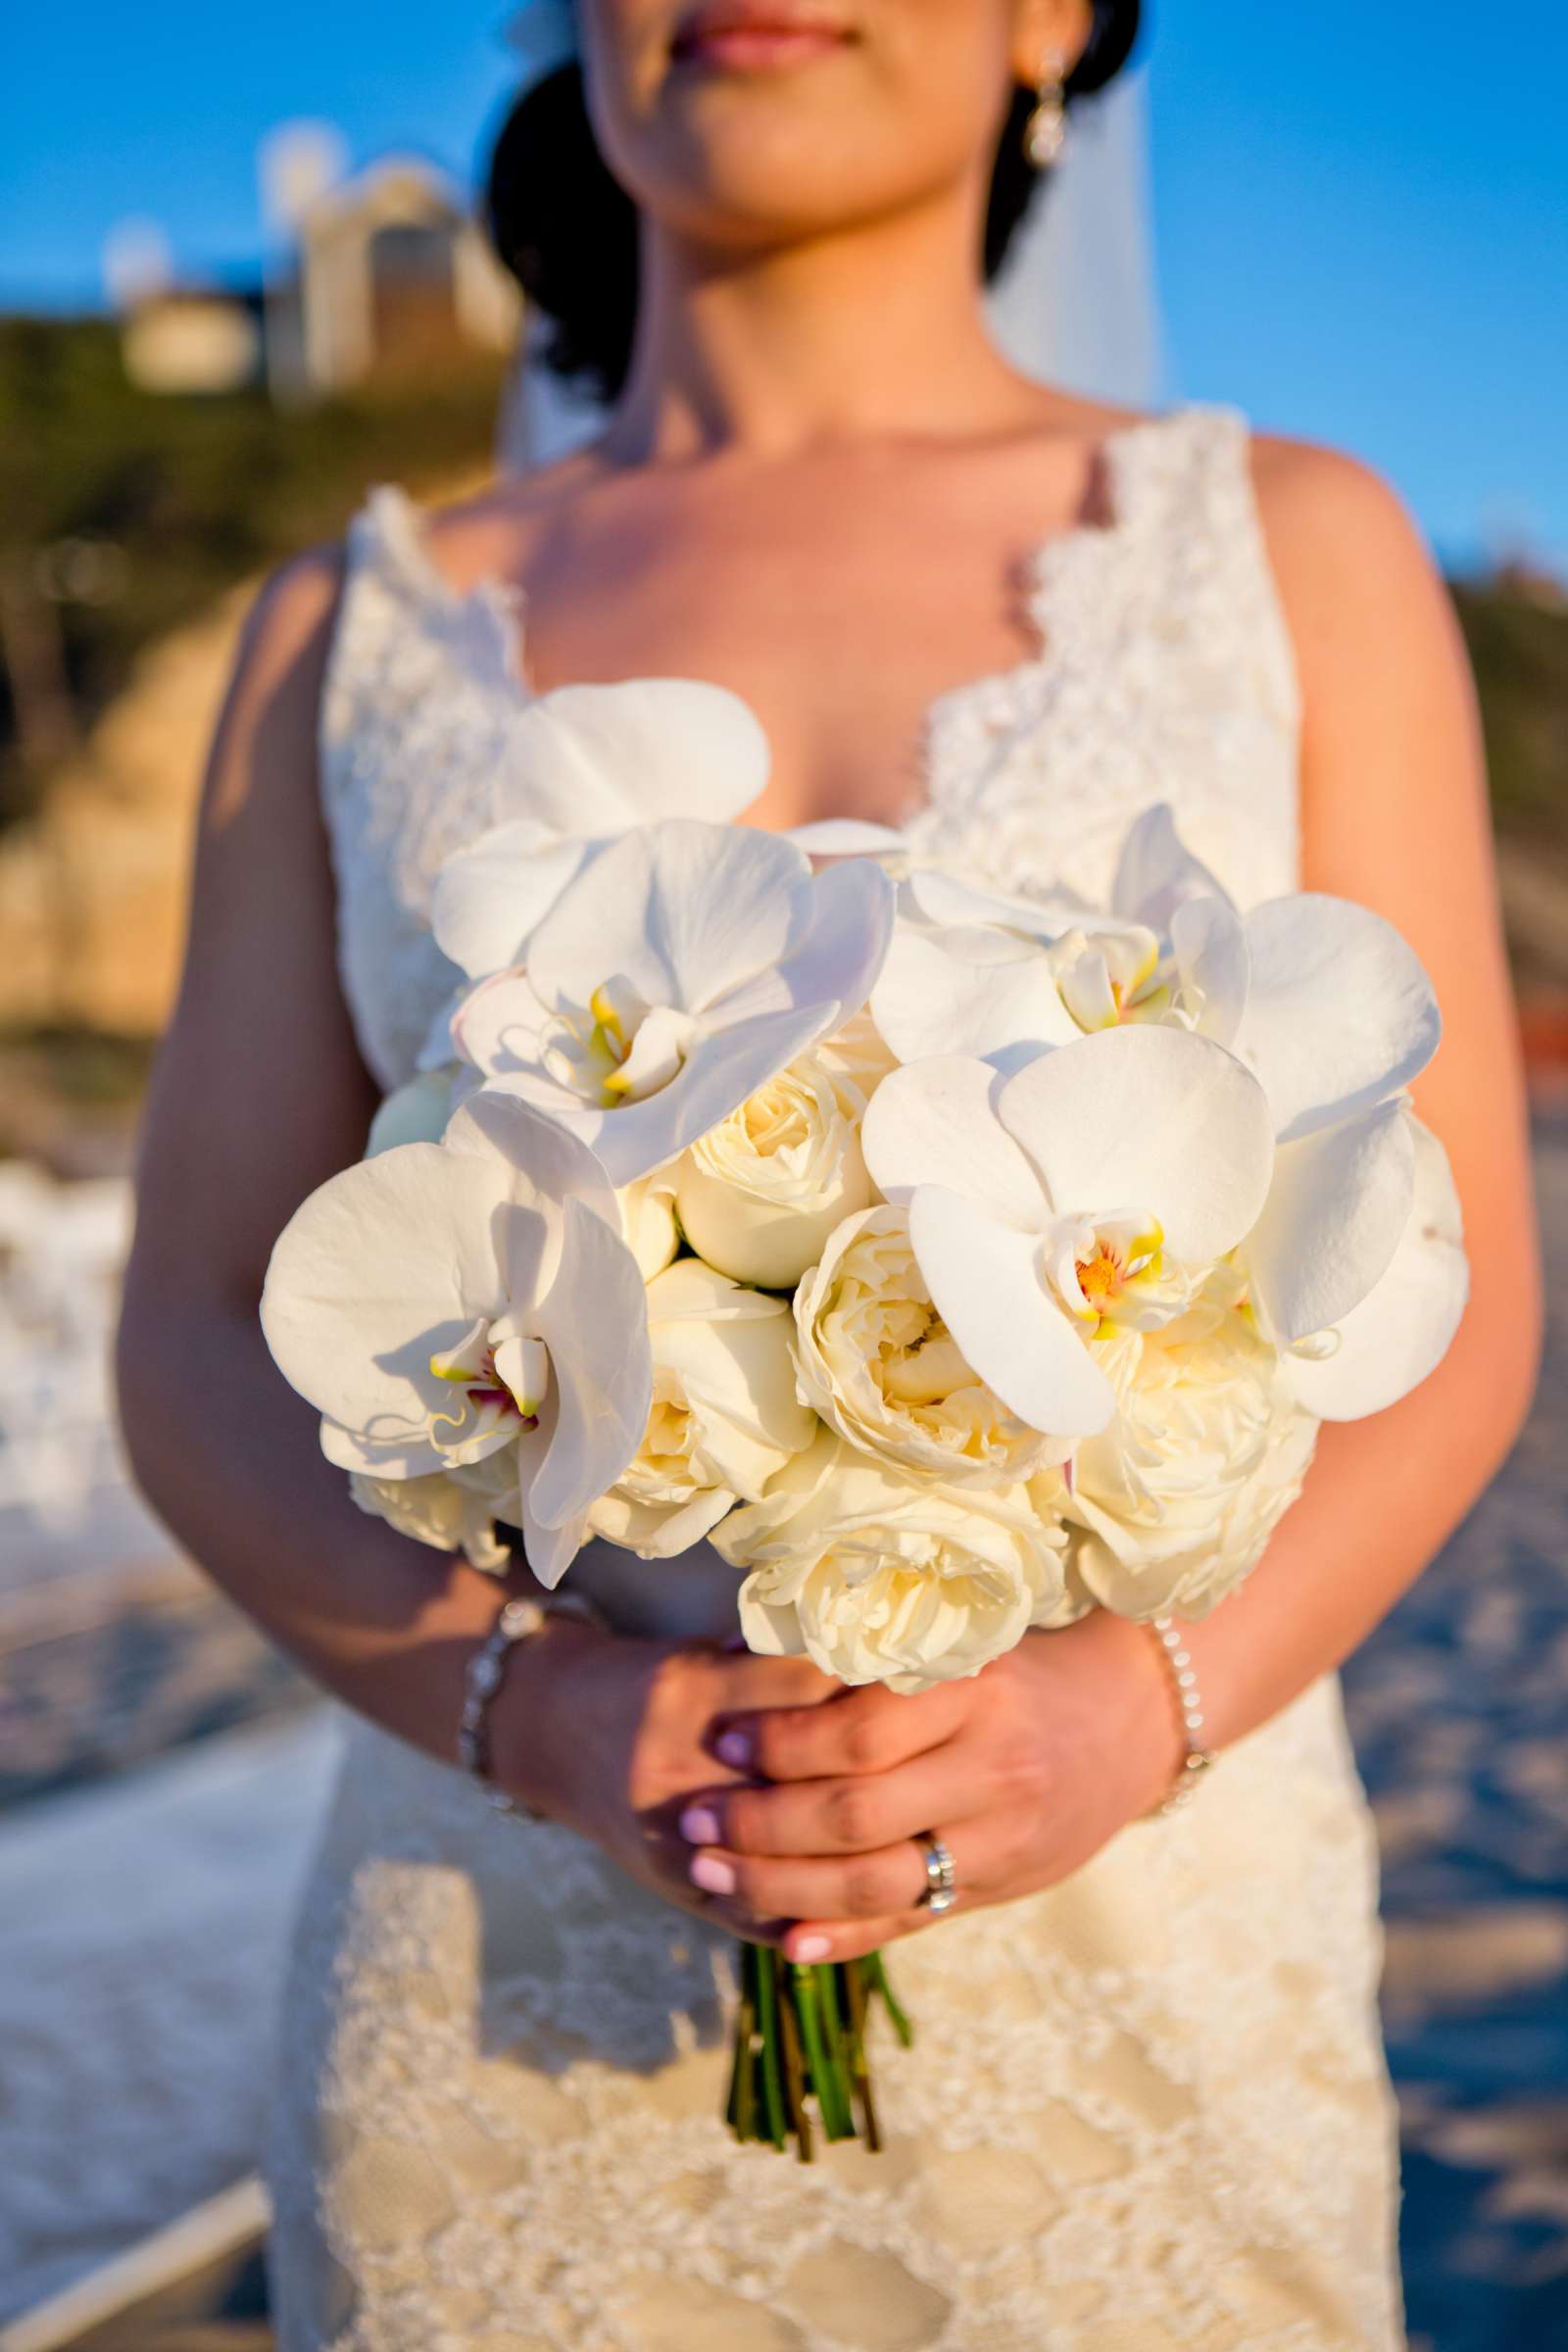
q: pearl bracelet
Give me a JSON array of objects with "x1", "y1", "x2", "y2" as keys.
[
  {"x1": 458, "y1": 1586, "x2": 608, "y2": 1822},
  {"x1": 1147, "y1": 1616, "x2": 1216, "y2": 1817}
]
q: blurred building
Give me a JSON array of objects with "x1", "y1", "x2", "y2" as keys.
[{"x1": 117, "y1": 154, "x2": 520, "y2": 405}]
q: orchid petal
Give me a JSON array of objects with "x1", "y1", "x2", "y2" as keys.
[
  {"x1": 1112, "y1": 804, "x2": 1235, "y2": 929},
  {"x1": 709, "y1": 856, "x2": 894, "y2": 1029},
  {"x1": 870, "y1": 925, "x2": 1077, "y2": 1065},
  {"x1": 528, "y1": 819, "x2": 813, "y2": 1016},
  {"x1": 527, "y1": 1197, "x2": 653, "y2": 1541},
  {"x1": 1283, "y1": 1118, "x2": 1468, "y2": 1419},
  {"x1": 318, "y1": 1417, "x2": 452, "y2": 1481},
  {"x1": 1170, "y1": 896, "x2": 1249, "y2": 1046},
  {"x1": 443, "y1": 1089, "x2": 617, "y2": 1213},
  {"x1": 261, "y1": 1147, "x2": 509, "y2": 1435},
  {"x1": 860, "y1": 1055, "x2": 1044, "y2": 1226},
  {"x1": 1236, "y1": 895, "x2": 1442, "y2": 1142},
  {"x1": 502, "y1": 680, "x2": 770, "y2": 835},
  {"x1": 998, "y1": 1025, "x2": 1275, "y2": 1266},
  {"x1": 1244, "y1": 1101, "x2": 1415, "y2": 1347},
  {"x1": 906, "y1": 867, "x2": 1077, "y2": 942},
  {"x1": 907, "y1": 1186, "x2": 1115, "y2": 1437},
  {"x1": 431, "y1": 819, "x2": 595, "y2": 979},
  {"x1": 786, "y1": 818, "x2": 909, "y2": 858}
]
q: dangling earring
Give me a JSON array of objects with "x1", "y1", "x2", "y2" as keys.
[{"x1": 1023, "y1": 47, "x2": 1069, "y2": 169}]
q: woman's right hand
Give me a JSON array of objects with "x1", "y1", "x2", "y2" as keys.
[{"x1": 493, "y1": 1617, "x2": 841, "y2": 1936}]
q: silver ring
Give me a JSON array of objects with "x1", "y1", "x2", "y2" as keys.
[{"x1": 913, "y1": 1830, "x2": 957, "y2": 1915}]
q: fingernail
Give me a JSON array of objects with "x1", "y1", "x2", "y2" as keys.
[
  {"x1": 679, "y1": 1805, "x2": 722, "y2": 1846},
  {"x1": 791, "y1": 1933, "x2": 831, "y2": 1962},
  {"x1": 719, "y1": 1633, "x2": 749, "y2": 1652},
  {"x1": 690, "y1": 1853, "x2": 736, "y2": 1895},
  {"x1": 716, "y1": 1729, "x2": 752, "y2": 1768}
]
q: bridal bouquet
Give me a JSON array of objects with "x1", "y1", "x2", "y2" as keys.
[{"x1": 261, "y1": 680, "x2": 1468, "y2": 2157}]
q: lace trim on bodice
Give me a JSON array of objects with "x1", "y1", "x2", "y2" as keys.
[{"x1": 318, "y1": 403, "x2": 1301, "y2": 1093}]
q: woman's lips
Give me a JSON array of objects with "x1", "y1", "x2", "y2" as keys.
[{"x1": 671, "y1": 7, "x2": 852, "y2": 71}]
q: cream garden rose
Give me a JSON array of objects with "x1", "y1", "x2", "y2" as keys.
[
  {"x1": 585, "y1": 1258, "x2": 816, "y2": 1558},
  {"x1": 672, "y1": 1048, "x2": 874, "y2": 1289},
  {"x1": 793, "y1": 1203, "x2": 1070, "y2": 1486},
  {"x1": 1062, "y1": 1274, "x2": 1319, "y2": 1620},
  {"x1": 348, "y1": 1457, "x2": 515, "y2": 1573},
  {"x1": 711, "y1": 1428, "x2": 1074, "y2": 1691}
]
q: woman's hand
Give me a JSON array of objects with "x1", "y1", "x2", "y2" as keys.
[
  {"x1": 669, "y1": 1610, "x2": 1185, "y2": 1963},
  {"x1": 490, "y1": 1617, "x2": 845, "y2": 1932}
]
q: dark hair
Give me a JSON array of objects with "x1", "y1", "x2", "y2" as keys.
[{"x1": 484, "y1": 2, "x2": 1144, "y2": 402}]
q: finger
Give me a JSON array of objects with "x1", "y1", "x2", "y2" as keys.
[
  {"x1": 716, "y1": 1678, "x2": 971, "y2": 1782},
  {"x1": 699, "y1": 1650, "x2": 844, "y2": 1720},
  {"x1": 679, "y1": 1738, "x2": 994, "y2": 1859},
  {"x1": 686, "y1": 1816, "x2": 999, "y2": 1931},
  {"x1": 782, "y1": 1912, "x2": 923, "y2": 1965}
]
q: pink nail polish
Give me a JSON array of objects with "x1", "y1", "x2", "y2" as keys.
[
  {"x1": 792, "y1": 1934, "x2": 831, "y2": 1962},
  {"x1": 715, "y1": 1729, "x2": 752, "y2": 1769},
  {"x1": 679, "y1": 1805, "x2": 722, "y2": 1846},
  {"x1": 690, "y1": 1852, "x2": 736, "y2": 1895}
]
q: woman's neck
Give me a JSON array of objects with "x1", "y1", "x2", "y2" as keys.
[{"x1": 605, "y1": 184, "x2": 1050, "y2": 465}]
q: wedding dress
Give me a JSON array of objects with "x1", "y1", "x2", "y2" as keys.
[{"x1": 265, "y1": 404, "x2": 1405, "y2": 2352}]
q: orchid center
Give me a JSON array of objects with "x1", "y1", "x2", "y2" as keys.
[
  {"x1": 1054, "y1": 925, "x2": 1171, "y2": 1033},
  {"x1": 544, "y1": 975, "x2": 698, "y2": 1109},
  {"x1": 1043, "y1": 1212, "x2": 1167, "y2": 1337},
  {"x1": 428, "y1": 1312, "x2": 548, "y2": 1448}
]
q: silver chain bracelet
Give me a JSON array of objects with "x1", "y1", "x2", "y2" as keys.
[
  {"x1": 458, "y1": 1586, "x2": 608, "y2": 1822},
  {"x1": 1147, "y1": 1616, "x2": 1216, "y2": 1817}
]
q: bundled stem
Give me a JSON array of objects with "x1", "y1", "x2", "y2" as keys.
[{"x1": 725, "y1": 1939, "x2": 909, "y2": 2158}]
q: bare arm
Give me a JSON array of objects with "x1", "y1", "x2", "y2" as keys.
[
  {"x1": 1190, "y1": 441, "x2": 1542, "y2": 1742},
  {"x1": 115, "y1": 553, "x2": 832, "y2": 1914}
]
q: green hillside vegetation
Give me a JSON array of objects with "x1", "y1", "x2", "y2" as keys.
[{"x1": 0, "y1": 314, "x2": 510, "y2": 828}]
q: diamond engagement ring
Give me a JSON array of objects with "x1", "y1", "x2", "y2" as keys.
[{"x1": 914, "y1": 1831, "x2": 957, "y2": 1915}]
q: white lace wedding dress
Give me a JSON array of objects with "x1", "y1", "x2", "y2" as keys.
[{"x1": 265, "y1": 405, "x2": 1406, "y2": 2352}]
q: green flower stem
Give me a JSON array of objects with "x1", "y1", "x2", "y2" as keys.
[
  {"x1": 868, "y1": 1949, "x2": 914, "y2": 2047},
  {"x1": 777, "y1": 1982, "x2": 814, "y2": 2163},
  {"x1": 723, "y1": 1939, "x2": 909, "y2": 2155},
  {"x1": 844, "y1": 1957, "x2": 883, "y2": 2153},
  {"x1": 754, "y1": 1944, "x2": 788, "y2": 2149}
]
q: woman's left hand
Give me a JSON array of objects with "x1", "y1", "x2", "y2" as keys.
[{"x1": 675, "y1": 1609, "x2": 1188, "y2": 1964}]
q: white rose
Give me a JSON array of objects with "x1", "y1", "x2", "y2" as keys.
[
  {"x1": 712, "y1": 1428, "x2": 1073, "y2": 1691},
  {"x1": 793, "y1": 1204, "x2": 1070, "y2": 1487},
  {"x1": 586, "y1": 1258, "x2": 817, "y2": 1559},
  {"x1": 350, "y1": 1454, "x2": 516, "y2": 1573},
  {"x1": 673, "y1": 1049, "x2": 875, "y2": 1288},
  {"x1": 617, "y1": 1174, "x2": 680, "y2": 1280},
  {"x1": 1063, "y1": 1281, "x2": 1319, "y2": 1619}
]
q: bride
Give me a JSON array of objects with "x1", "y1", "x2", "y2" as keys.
[{"x1": 117, "y1": 2, "x2": 1539, "y2": 2345}]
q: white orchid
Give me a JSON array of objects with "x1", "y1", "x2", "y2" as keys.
[
  {"x1": 446, "y1": 817, "x2": 894, "y2": 1186},
  {"x1": 427, "y1": 680, "x2": 772, "y2": 985},
  {"x1": 261, "y1": 1092, "x2": 653, "y2": 1587},
  {"x1": 860, "y1": 1027, "x2": 1276, "y2": 1442},
  {"x1": 1273, "y1": 1114, "x2": 1468, "y2": 1420}
]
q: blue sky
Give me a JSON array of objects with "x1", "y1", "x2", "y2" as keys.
[{"x1": 4, "y1": 0, "x2": 1564, "y2": 571}]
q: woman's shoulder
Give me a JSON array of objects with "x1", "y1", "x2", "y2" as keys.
[{"x1": 1247, "y1": 427, "x2": 1441, "y2": 613}]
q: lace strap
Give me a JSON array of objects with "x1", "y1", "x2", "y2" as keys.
[
  {"x1": 327, "y1": 484, "x2": 529, "y2": 742},
  {"x1": 1121, "y1": 405, "x2": 1302, "y2": 732}
]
